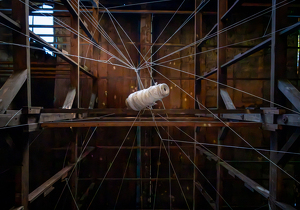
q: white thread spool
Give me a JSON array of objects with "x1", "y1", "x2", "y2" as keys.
[{"x1": 125, "y1": 83, "x2": 170, "y2": 111}]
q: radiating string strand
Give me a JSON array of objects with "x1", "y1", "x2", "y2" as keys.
[
  {"x1": 150, "y1": 112, "x2": 191, "y2": 210},
  {"x1": 113, "y1": 134, "x2": 137, "y2": 209},
  {"x1": 99, "y1": 1, "x2": 154, "y2": 77},
  {"x1": 140, "y1": 20, "x2": 294, "y2": 68},
  {"x1": 156, "y1": 122, "x2": 233, "y2": 210},
  {"x1": 161, "y1": 138, "x2": 300, "y2": 156},
  {"x1": 138, "y1": 0, "x2": 186, "y2": 69},
  {"x1": 106, "y1": 11, "x2": 136, "y2": 68},
  {"x1": 156, "y1": 113, "x2": 280, "y2": 206},
  {"x1": 69, "y1": 0, "x2": 135, "y2": 68},
  {"x1": 138, "y1": 0, "x2": 211, "y2": 69},
  {"x1": 0, "y1": 39, "x2": 132, "y2": 70},
  {"x1": 54, "y1": 127, "x2": 98, "y2": 210},
  {"x1": 139, "y1": 0, "x2": 294, "y2": 69},
  {"x1": 78, "y1": 0, "x2": 135, "y2": 68},
  {"x1": 83, "y1": 0, "x2": 172, "y2": 9},
  {"x1": 152, "y1": 140, "x2": 163, "y2": 210},
  {"x1": 150, "y1": 62, "x2": 300, "y2": 115},
  {"x1": 25, "y1": 0, "x2": 134, "y2": 68},
  {"x1": 87, "y1": 111, "x2": 141, "y2": 209},
  {"x1": 150, "y1": 66, "x2": 300, "y2": 185}
]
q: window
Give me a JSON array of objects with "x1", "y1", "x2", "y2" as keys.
[{"x1": 29, "y1": 4, "x2": 54, "y2": 56}]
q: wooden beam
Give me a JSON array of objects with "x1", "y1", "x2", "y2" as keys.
[
  {"x1": 217, "y1": 2, "x2": 227, "y2": 208},
  {"x1": 196, "y1": 68, "x2": 218, "y2": 81},
  {"x1": 220, "y1": 162, "x2": 270, "y2": 198},
  {"x1": 196, "y1": 146, "x2": 270, "y2": 198},
  {"x1": 63, "y1": 87, "x2": 77, "y2": 109},
  {"x1": 41, "y1": 121, "x2": 261, "y2": 128},
  {"x1": 221, "y1": 0, "x2": 242, "y2": 21},
  {"x1": 197, "y1": 23, "x2": 217, "y2": 48},
  {"x1": 11, "y1": 207, "x2": 24, "y2": 210},
  {"x1": 275, "y1": 201, "x2": 297, "y2": 210},
  {"x1": 28, "y1": 165, "x2": 73, "y2": 203},
  {"x1": 217, "y1": 0, "x2": 227, "y2": 110},
  {"x1": 69, "y1": 0, "x2": 80, "y2": 109},
  {"x1": 28, "y1": 147, "x2": 94, "y2": 203},
  {"x1": 70, "y1": 129, "x2": 78, "y2": 210},
  {"x1": 220, "y1": 88, "x2": 236, "y2": 110},
  {"x1": 0, "y1": 70, "x2": 27, "y2": 114},
  {"x1": 195, "y1": 181, "x2": 216, "y2": 210},
  {"x1": 12, "y1": 0, "x2": 31, "y2": 108},
  {"x1": 274, "y1": 128, "x2": 300, "y2": 166},
  {"x1": 0, "y1": 11, "x2": 95, "y2": 78},
  {"x1": 11, "y1": 1, "x2": 30, "y2": 209},
  {"x1": 278, "y1": 80, "x2": 300, "y2": 112},
  {"x1": 41, "y1": 108, "x2": 263, "y2": 114},
  {"x1": 39, "y1": 113, "x2": 76, "y2": 123},
  {"x1": 0, "y1": 11, "x2": 20, "y2": 29},
  {"x1": 61, "y1": 0, "x2": 97, "y2": 43},
  {"x1": 279, "y1": 21, "x2": 300, "y2": 36},
  {"x1": 221, "y1": 38, "x2": 271, "y2": 69},
  {"x1": 195, "y1": 3, "x2": 203, "y2": 108},
  {"x1": 270, "y1": 1, "x2": 287, "y2": 208}
]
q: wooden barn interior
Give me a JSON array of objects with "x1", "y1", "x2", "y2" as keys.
[{"x1": 1, "y1": 0, "x2": 300, "y2": 209}]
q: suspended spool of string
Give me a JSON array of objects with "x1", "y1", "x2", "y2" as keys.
[{"x1": 125, "y1": 83, "x2": 170, "y2": 111}]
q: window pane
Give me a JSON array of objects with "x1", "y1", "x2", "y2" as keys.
[
  {"x1": 33, "y1": 28, "x2": 54, "y2": 35},
  {"x1": 32, "y1": 10, "x2": 53, "y2": 14},
  {"x1": 33, "y1": 16, "x2": 53, "y2": 25},
  {"x1": 40, "y1": 36, "x2": 54, "y2": 43},
  {"x1": 42, "y1": 5, "x2": 53, "y2": 9},
  {"x1": 29, "y1": 16, "x2": 33, "y2": 25},
  {"x1": 43, "y1": 47, "x2": 53, "y2": 56}
]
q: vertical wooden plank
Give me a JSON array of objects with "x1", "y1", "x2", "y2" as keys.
[
  {"x1": 89, "y1": 2, "x2": 100, "y2": 109},
  {"x1": 217, "y1": 0, "x2": 227, "y2": 109},
  {"x1": 217, "y1": 2, "x2": 227, "y2": 208},
  {"x1": 269, "y1": 0, "x2": 287, "y2": 209},
  {"x1": 11, "y1": 0, "x2": 30, "y2": 209},
  {"x1": 70, "y1": 0, "x2": 79, "y2": 108},
  {"x1": 140, "y1": 14, "x2": 152, "y2": 86},
  {"x1": 195, "y1": 0, "x2": 203, "y2": 109},
  {"x1": 12, "y1": 0, "x2": 31, "y2": 107},
  {"x1": 14, "y1": 134, "x2": 29, "y2": 210},
  {"x1": 70, "y1": 129, "x2": 78, "y2": 210},
  {"x1": 0, "y1": 70, "x2": 27, "y2": 113}
]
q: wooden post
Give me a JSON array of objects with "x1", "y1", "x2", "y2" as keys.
[
  {"x1": 11, "y1": 0, "x2": 30, "y2": 209},
  {"x1": 269, "y1": 0, "x2": 287, "y2": 209},
  {"x1": 217, "y1": 0, "x2": 227, "y2": 109},
  {"x1": 216, "y1": 0, "x2": 227, "y2": 209},
  {"x1": 195, "y1": 0, "x2": 203, "y2": 109},
  {"x1": 89, "y1": 1, "x2": 100, "y2": 109},
  {"x1": 70, "y1": 0, "x2": 79, "y2": 108},
  {"x1": 12, "y1": 0, "x2": 31, "y2": 107},
  {"x1": 140, "y1": 13, "x2": 152, "y2": 88},
  {"x1": 70, "y1": 129, "x2": 78, "y2": 209},
  {"x1": 14, "y1": 133, "x2": 29, "y2": 210}
]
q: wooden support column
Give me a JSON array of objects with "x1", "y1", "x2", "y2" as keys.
[
  {"x1": 140, "y1": 13, "x2": 152, "y2": 87},
  {"x1": 217, "y1": 0, "x2": 227, "y2": 109},
  {"x1": 216, "y1": 1, "x2": 227, "y2": 209},
  {"x1": 195, "y1": 0, "x2": 203, "y2": 109},
  {"x1": 194, "y1": 2, "x2": 202, "y2": 207},
  {"x1": 98, "y1": 14, "x2": 108, "y2": 108},
  {"x1": 11, "y1": 1, "x2": 30, "y2": 209},
  {"x1": 14, "y1": 133, "x2": 29, "y2": 210},
  {"x1": 90, "y1": 2, "x2": 100, "y2": 109},
  {"x1": 269, "y1": 0, "x2": 288, "y2": 209},
  {"x1": 12, "y1": 0, "x2": 31, "y2": 107},
  {"x1": 70, "y1": 129, "x2": 79, "y2": 209},
  {"x1": 70, "y1": 0, "x2": 80, "y2": 108}
]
